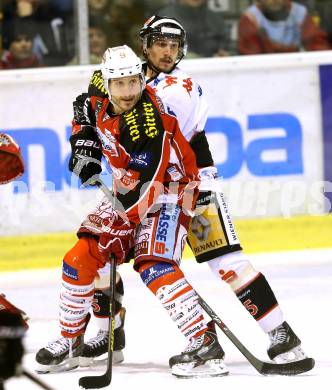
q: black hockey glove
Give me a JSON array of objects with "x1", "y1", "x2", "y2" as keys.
[
  {"x1": 69, "y1": 125, "x2": 103, "y2": 186},
  {"x1": 0, "y1": 310, "x2": 26, "y2": 381},
  {"x1": 73, "y1": 93, "x2": 93, "y2": 126}
]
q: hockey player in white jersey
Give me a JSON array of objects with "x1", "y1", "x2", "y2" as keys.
[{"x1": 69, "y1": 16, "x2": 313, "y2": 377}]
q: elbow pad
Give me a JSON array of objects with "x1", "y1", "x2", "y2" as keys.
[{"x1": 189, "y1": 131, "x2": 214, "y2": 168}]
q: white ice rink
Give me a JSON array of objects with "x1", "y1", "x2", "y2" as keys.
[{"x1": 1, "y1": 249, "x2": 332, "y2": 390}]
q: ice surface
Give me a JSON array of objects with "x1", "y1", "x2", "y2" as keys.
[{"x1": 1, "y1": 249, "x2": 332, "y2": 390}]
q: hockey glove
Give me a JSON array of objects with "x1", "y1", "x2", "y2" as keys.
[
  {"x1": 69, "y1": 125, "x2": 102, "y2": 186},
  {"x1": 73, "y1": 93, "x2": 93, "y2": 126},
  {"x1": 0, "y1": 133, "x2": 24, "y2": 184},
  {"x1": 0, "y1": 294, "x2": 29, "y2": 330},
  {"x1": 0, "y1": 309, "x2": 26, "y2": 381},
  {"x1": 98, "y1": 217, "x2": 136, "y2": 265}
]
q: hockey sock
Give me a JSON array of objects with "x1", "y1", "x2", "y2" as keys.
[
  {"x1": 93, "y1": 270, "x2": 124, "y2": 331},
  {"x1": 60, "y1": 237, "x2": 105, "y2": 337},
  {"x1": 235, "y1": 273, "x2": 283, "y2": 332},
  {"x1": 139, "y1": 261, "x2": 207, "y2": 340},
  {"x1": 208, "y1": 251, "x2": 283, "y2": 332},
  {"x1": 59, "y1": 280, "x2": 94, "y2": 337}
]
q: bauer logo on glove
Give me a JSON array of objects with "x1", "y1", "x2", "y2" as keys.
[
  {"x1": 98, "y1": 217, "x2": 136, "y2": 265},
  {"x1": 0, "y1": 133, "x2": 25, "y2": 185}
]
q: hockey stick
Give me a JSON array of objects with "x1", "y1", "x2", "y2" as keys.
[
  {"x1": 79, "y1": 178, "x2": 116, "y2": 389},
  {"x1": 79, "y1": 256, "x2": 116, "y2": 389},
  {"x1": 197, "y1": 295, "x2": 315, "y2": 375},
  {"x1": 22, "y1": 369, "x2": 55, "y2": 390}
]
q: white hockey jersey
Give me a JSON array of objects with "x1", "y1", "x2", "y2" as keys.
[{"x1": 146, "y1": 67, "x2": 209, "y2": 143}]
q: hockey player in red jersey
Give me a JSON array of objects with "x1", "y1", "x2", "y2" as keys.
[
  {"x1": 77, "y1": 16, "x2": 313, "y2": 376},
  {"x1": 35, "y1": 45, "x2": 228, "y2": 378}
]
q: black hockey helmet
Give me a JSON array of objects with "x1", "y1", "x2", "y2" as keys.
[{"x1": 139, "y1": 15, "x2": 187, "y2": 65}]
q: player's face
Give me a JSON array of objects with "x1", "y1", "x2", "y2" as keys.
[
  {"x1": 109, "y1": 75, "x2": 142, "y2": 114},
  {"x1": 147, "y1": 38, "x2": 180, "y2": 73}
]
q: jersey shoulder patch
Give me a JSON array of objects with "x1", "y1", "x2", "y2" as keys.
[{"x1": 88, "y1": 70, "x2": 108, "y2": 98}]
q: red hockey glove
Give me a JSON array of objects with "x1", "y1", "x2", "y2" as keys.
[
  {"x1": 98, "y1": 217, "x2": 136, "y2": 265},
  {"x1": 0, "y1": 133, "x2": 24, "y2": 184},
  {"x1": 0, "y1": 294, "x2": 29, "y2": 329}
]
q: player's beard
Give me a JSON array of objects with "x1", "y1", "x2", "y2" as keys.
[
  {"x1": 156, "y1": 56, "x2": 175, "y2": 73},
  {"x1": 111, "y1": 93, "x2": 141, "y2": 114}
]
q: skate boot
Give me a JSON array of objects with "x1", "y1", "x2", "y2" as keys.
[
  {"x1": 80, "y1": 307, "x2": 126, "y2": 367},
  {"x1": 267, "y1": 321, "x2": 307, "y2": 363},
  {"x1": 169, "y1": 321, "x2": 229, "y2": 378},
  {"x1": 35, "y1": 335, "x2": 84, "y2": 373}
]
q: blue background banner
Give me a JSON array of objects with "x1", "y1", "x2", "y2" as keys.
[{"x1": 319, "y1": 64, "x2": 332, "y2": 210}]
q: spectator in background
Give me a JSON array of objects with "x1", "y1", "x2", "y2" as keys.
[
  {"x1": 1, "y1": 20, "x2": 43, "y2": 69},
  {"x1": 68, "y1": 22, "x2": 109, "y2": 65},
  {"x1": 157, "y1": 0, "x2": 230, "y2": 57},
  {"x1": 88, "y1": 0, "x2": 113, "y2": 25},
  {"x1": 315, "y1": 0, "x2": 332, "y2": 46},
  {"x1": 2, "y1": 0, "x2": 72, "y2": 66},
  {"x1": 238, "y1": 0, "x2": 331, "y2": 54}
]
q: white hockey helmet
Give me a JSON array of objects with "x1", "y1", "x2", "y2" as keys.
[{"x1": 101, "y1": 45, "x2": 145, "y2": 99}]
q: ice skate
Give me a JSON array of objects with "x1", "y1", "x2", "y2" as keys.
[
  {"x1": 268, "y1": 321, "x2": 307, "y2": 363},
  {"x1": 80, "y1": 307, "x2": 126, "y2": 367},
  {"x1": 35, "y1": 335, "x2": 84, "y2": 374},
  {"x1": 169, "y1": 321, "x2": 229, "y2": 378}
]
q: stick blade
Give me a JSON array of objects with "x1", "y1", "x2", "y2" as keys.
[
  {"x1": 259, "y1": 357, "x2": 315, "y2": 376},
  {"x1": 79, "y1": 374, "x2": 111, "y2": 389}
]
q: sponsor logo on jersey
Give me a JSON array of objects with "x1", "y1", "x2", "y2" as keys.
[
  {"x1": 62, "y1": 261, "x2": 78, "y2": 280},
  {"x1": 153, "y1": 204, "x2": 180, "y2": 258},
  {"x1": 88, "y1": 214, "x2": 102, "y2": 227},
  {"x1": 154, "y1": 204, "x2": 171, "y2": 254},
  {"x1": 182, "y1": 78, "x2": 193, "y2": 95},
  {"x1": 167, "y1": 165, "x2": 183, "y2": 181},
  {"x1": 129, "y1": 152, "x2": 152, "y2": 168},
  {"x1": 184, "y1": 322, "x2": 205, "y2": 338},
  {"x1": 140, "y1": 263, "x2": 175, "y2": 286},
  {"x1": 142, "y1": 102, "x2": 159, "y2": 138},
  {"x1": 89, "y1": 72, "x2": 107, "y2": 94},
  {"x1": 193, "y1": 238, "x2": 224, "y2": 254},
  {"x1": 163, "y1": 75, "x2": 177, "y2": 88},
  {"x1": 123, "y1": 109, "x2": 140, "y2": 142},
  {"x1": 120, "y1": 169, "x2": 140, "y2": 190},
  {"x1": 134, "y1": 240, "x2": 149, "y2": 256}
]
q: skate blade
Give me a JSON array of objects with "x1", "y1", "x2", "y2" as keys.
[
  {"x1": 35, "y1": 357, "x2": 79, "y2": 374},
  {"x1": 172, "y1": 359, "x2": 229, "y2": 378},
  {"x1": 273, "y1": 346, "x2": 307, "y2": 364},
  {"x1": 79, "y1": 350, "x2": 124, "y2": 367}
]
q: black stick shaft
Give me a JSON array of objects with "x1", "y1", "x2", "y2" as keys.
[
  {"x1": 197, "y1": 294, "x2": 315, "y2": 375},
  {"x1": 22, "y1": 370, "x2": 55, "y2": 390},
  {"x1": 78, "y1": 257, "x2": 116, "y2": 388}
]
